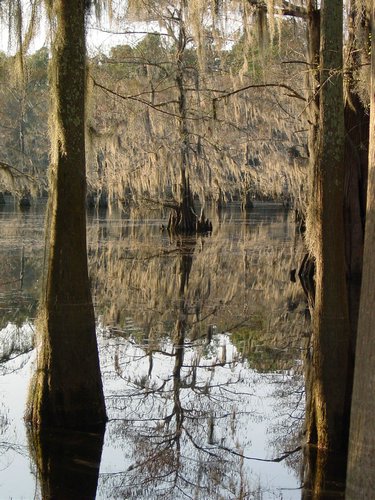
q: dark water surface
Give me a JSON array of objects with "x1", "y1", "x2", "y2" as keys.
[{"x1": 0, "y1": 200, "x2": 308, "y2": 499}]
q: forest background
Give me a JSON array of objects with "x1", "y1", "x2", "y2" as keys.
[{"x1": 0, "y1": 0, "x2": 375, "y2": 498}]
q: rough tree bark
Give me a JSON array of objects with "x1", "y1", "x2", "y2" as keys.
[
  {"x1": 305, "y1": 0, "x2": 351, "y2": 452},
  {"x1": 344, "y1": 0, "x2": 369, "y2": 354},
  {"x1": 26, "y1": 0, "x2": 107, "y2": 430},
  {"x1": 346, "y1": 4, "x2": 375, "y2": 496}
]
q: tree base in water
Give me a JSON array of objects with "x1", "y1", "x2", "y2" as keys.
[
  {"x1": 167, "y1": 173, "x2": 213, "y2": 234},
  {"x1": 167, "y1": 206, "x2": 212, "y2": 234}
]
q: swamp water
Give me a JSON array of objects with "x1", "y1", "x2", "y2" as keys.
[{"x1": 0, "y1": 201, "x2": 309, "y2": 499}]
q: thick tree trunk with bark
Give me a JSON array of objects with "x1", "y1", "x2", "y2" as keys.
[
  {"x1": 306, "y1": 2, "x2": 320, "y2": 171},
  {"x1": 344, "y1": 94, "x2": 368, "y2": 346},
  {"x1": 305, "y1": 0, "x2": 351, "y2": 452},
  {"x1": 343, "y1": 0, "x2": 369, "y2": 353},
  {"x1": 26, "y1": 0, "x2": 107, "y2": 430},
  {"x1": 346, "y1": 5, "x2": 375, "y2": 496}
]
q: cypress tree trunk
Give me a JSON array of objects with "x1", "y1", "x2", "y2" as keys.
[
  {"x1": 167, "y1": 2, "x2": 212, "y2": 235},
  {"x1": 306, "y1": 2, "x2": 320, "y2": 174},
  {"x1": 26, "y1": 0, "x2": 106, "y2": 430},
  {"x1": 305, "y1": 0, "x2": 351, "y2": 451},
  {"x1": 346, "y1": 4, "x2": 375, "y2": 496},
  {"x1": 343, "y1": 0, "x2": 369, "y2": 355},
  {"x1": 173, "y1": 5, "x2": 197, "y2": 234}
]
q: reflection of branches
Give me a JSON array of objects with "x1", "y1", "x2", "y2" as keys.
[
  {"x1": 183, "y1": 426, "x2": 223, "y2": 460},
  {"x1": 218, "y1": 444, "x2": 302, "y2": 463},
  {"x1": 92, "y1": 209, "x2": 305, "y2": 497},
  {"x1": 100, "y1": 240, "x2": 255, "y2": 497},
  {"x1": 0, "y1": 346, "x2": 33, "y2": 373},
  {"x1": 0, "y1": 440, "x2": 29, "y2": 474},
  {"x1": 0, "y1": 324, "x2": 34, "y2": 374},
  {"x1": 90, "y1": 207, "x2": 305, "y2": 360},
  {"x1": 0, "y1": 441, "x2": 28, "y2": 456}
]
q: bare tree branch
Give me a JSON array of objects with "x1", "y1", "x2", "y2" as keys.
[{"x1": 213, "y1": 83, "x2": 305, "y2": 106}]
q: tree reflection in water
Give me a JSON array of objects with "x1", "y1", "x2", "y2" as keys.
[
  {"x1": 302, "y1": 446, "x2": 346, "y2": 499},
  {"x1": 0, "y1": 204, "x2": 308, "y2": 498},
  {"x1": 28, "y1": 427, "x2": 105, "y2": 499},
  {"x1": 90, "y1": 208, "x2": 306, "y2": 498},
  {"x1": 97, "y1": 238, "x2": 253, "y2": 497}
]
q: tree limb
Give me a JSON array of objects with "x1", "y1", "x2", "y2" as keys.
[
  {"x1": 0, "y1": 160, "x2": 39, "y2": 182},
  {"x1": 248, "y1": 0, "x2": 308, "y2": 19},
  {"x1": 213, "y1": 83, "x2": 305, "y2": 105}
]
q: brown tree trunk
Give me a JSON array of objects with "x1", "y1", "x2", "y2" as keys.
[
  {"x1": 174, "y1": 6, "x2": 197, "y2": 234},
  {"x1": 346, "y1": 4, "x2": 375, "y2": 496},
  {"x1": 167, "y1": 2, "x2": 212, "y2": 235},
  {"x1": 26, "y1": 0, "x2": 107, "y2": 430},
  {"x1": 305, "y1": 0, "x2": 351, "y2": 452},
  {"x1": 306, "y1": 2, "x2": 320, "y2": 171},
  {"x1": 344, "y1": 0, "x2": 369, "y2": 356}
]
